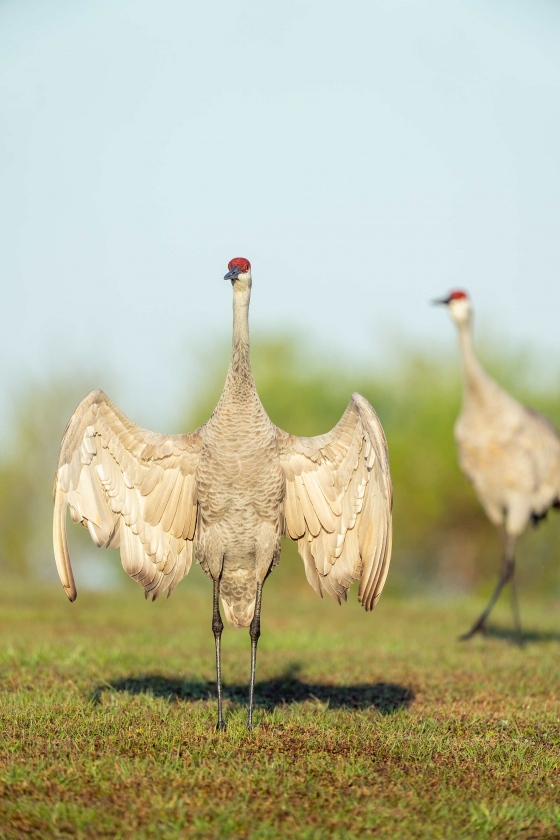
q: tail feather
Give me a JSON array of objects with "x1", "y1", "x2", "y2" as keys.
[
  {"x1": 220, "y1": 569, "x2": 257, "y2": 628},
  {"x1": 221, "y1": 596, "x2": 256, "y2": 629}
]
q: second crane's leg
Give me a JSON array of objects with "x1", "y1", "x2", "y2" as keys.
[
  {"x1": 509, "y1": 565, "x2": 524, "y2": 648},
  {"x1": 212, "y1": 578, "x2": 226, "y2": 730},
  {"x1": 459, "y1": 534, "x2": 516, "y2": 641},
  {"x1": 247, "y1": 582, "x2": 263, "y2": 731}
]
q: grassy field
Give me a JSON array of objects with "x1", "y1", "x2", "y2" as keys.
[{"x1": 0, "y1": 559, "x2": 558, "y2": 840}]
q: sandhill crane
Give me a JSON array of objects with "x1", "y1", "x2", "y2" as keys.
[
  {"x1": 435, "y1": 289, "x2": 560, "y2": 644},
  {"x1": 54, "y1": 258, "x2": 393, "y2": 728}
]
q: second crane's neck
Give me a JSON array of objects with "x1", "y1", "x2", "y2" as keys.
[
  {"x1": 226, "y1": 282, "x2": 254, "y2": 390},
  {"x1": 455, "y1": 316, "x2": 493, "y2": 401}
]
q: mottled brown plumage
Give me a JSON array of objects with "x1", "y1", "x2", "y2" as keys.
[
  {"x1": 436, "y1": 290, "x2": 560, "y2": 643},
  {"x1": 54, "y1": 258, "x2": 393, "y2": 727}
]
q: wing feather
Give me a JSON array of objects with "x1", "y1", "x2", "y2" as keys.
[
  {"x1": 301, "y1": 472, "x2": 336, "y2": 533},
  {"x1": 285, "y1": 480, "x2": 306, "y2": 539},
  {"x1": 278, "y1": 393, "x2": 392, "y2": 611},
  {"x1": 161, "y1": 473, "x2": 185, "y2": 534},
  {"x1": 180, "y1": 476, "x2": 198, "y2": 540},
  {"x1": 169, "y1": 476, "x2": 188, "y2": 538},
  {"x1": 53, "y1": 389, "x2": 202, "y2": 602},
  {"x1": 295, "y1": 475, "x2": 322, "y2": 537},
  {"x1": 144, "y1": 468, "x2": 179, "y2": 526},
  {"x1": 298, "y1": 535, "x2": 323, "y2": 596}
]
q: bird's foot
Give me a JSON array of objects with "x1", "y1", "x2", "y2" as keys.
[
  {"x1": 458, "y1": 620, "x2": 487, "y2": 642},
  {"x1": 215, "y1": 719, "x2": 226, "y2": 732}
]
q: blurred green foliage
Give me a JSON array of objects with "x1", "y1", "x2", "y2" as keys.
[{"x1": 1, "y1": 335, "x2": 559, "y2": 597}]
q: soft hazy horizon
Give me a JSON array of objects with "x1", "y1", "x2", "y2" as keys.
[{"x1": 2, "y1": 0, "x2": 560, "y2": 434}]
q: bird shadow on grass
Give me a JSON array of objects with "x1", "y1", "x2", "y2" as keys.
[
  {"x1": 483, "y1": 625, "x2": 560, "y2": 644},
  {"x1": 91, "y1": 664, "x2": 414, "y2": 715}
]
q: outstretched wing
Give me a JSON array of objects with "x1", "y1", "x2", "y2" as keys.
[
  {"x1": 53, "y1": 390, "x2": 203, "y2": 602},
  {"x1": 277, "y1": 393, "x2": 392, "y2": 610}
]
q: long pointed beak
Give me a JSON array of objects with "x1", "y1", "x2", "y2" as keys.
[
  {"x1": 431, "y1": 296, "x2": 451, "y2": 306},
  {"x1": 224, "y1": 267, "x2": 241, "y2": 281}
]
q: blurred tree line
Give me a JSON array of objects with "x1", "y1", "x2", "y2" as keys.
[{"x1": 1, "y1": 335, "x2": 559, "y2": 597}]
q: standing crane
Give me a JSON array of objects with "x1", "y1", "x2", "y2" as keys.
[
  {"x1": 435, "y1": 289, "x2": 560, "y2": 644},
  {"x1": 54, "y1": 258, "x2": 393, "y2": 729}
]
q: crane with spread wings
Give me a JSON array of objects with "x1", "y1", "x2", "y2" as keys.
[{"x1": 54, "y1": 258, "x2": 393, "y2": 728}]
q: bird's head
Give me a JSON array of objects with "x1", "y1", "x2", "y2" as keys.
[
  {"x1": 224, "y1": 257, "x2": 252, "y2": 291},
  {"x1": 433, "y1": 289, "x2": 472, "y2": 324}
]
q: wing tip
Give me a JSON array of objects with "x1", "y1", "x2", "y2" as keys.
[
  {"x1": 358, "y1": 587, "x2": 384, "y2": 612},
  {"x1": 64, "y1": 584, "x2": 77, "y2": 603},
  {"x1": 53, "y1": 488, "x2": 78, "y2": 603}
]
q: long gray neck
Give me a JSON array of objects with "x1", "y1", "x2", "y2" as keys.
[
  {"x1": 456, "y1": 317, "x2": 492, "y2": 402},
  {"x1": 225, "y1": 283, "x2": 255, "y2": 392}
]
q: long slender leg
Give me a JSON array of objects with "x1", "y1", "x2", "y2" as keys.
[
  {"x1": 459, "y1": 534, "x2": 515, "y2": 641},
  {"x1": 247, "y1": 582, "x2": 263, "y2": 731},
  {"x1": 212, "y1": 578, "x2": 226, "y2": 730},
  {"x1": 509, "y1": 570, "x2": 524, "y2": 647}
]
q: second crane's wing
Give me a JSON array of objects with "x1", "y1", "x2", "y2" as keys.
[
  {"x1": 53, "y1": 390, "x2": 202, "y2": 602},
  {"x1": 277, "y1": 393, "x2": 393, "y2": 610}
]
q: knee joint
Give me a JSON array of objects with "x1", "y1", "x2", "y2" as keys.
[{"x1": 212, "y1": 617, "x2": 223, "y2": 637}]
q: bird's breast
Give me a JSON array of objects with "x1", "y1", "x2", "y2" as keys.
[{"x1": 196, "y1": 412, "x2": 284, "y2": 527}]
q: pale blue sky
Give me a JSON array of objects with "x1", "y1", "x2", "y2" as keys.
[{"x1": 1, "y1": 0, "x2": 560, "y2": 433}]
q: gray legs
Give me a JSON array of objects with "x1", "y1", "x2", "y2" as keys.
[
  {"x1": 460, "y1": 533, "x2": 523, "y2": 645},
  {"x1": 212, "y1": 578, "x2": 264, "y2": 730},
  {"x1": 509, "y1": 570, "x2": 523, "y2": 647},
  {"x1": 247, "y1": 582, "x2": 263, "y2": 730},
  {"x1": 212, "y1": 578, "x2": 225, "y2": 730}
]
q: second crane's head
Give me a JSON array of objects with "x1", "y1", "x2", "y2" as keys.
[
  {"x1": 224, "y1": 257, "x2": 252, "y2": 292},
  {"x1": 433, "y1": 289, "x2": 472, "y2": 325}
]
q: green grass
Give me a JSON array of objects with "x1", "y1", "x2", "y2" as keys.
[{"x1": 0, "y1": 558, "x2": 558, "y2": 839}]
